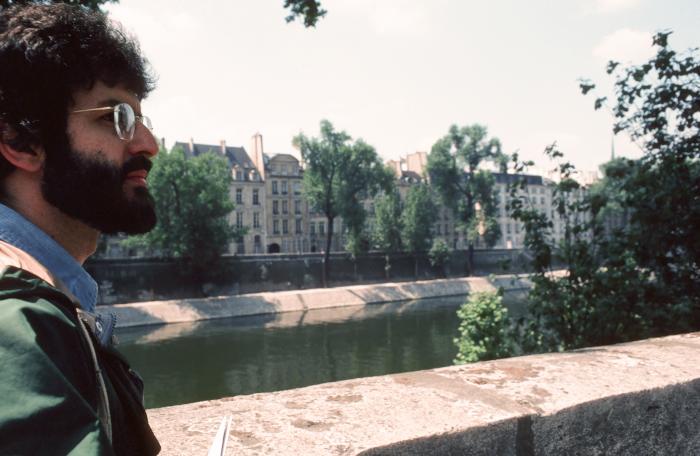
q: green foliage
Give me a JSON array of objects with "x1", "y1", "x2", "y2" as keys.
[
  {"x1": 510, "y1": 32, "x2": 700, "y2": 353},
  {"x1": 0, "y1": 0, "x2": 116, "y2": 10},
  {"x1": 372, "y1": 190, "x2": 402, "y2": 254},
  {"x1": 454, "y1": 291, "x2": 515, "y2": 364},
  {"x1": 427, "y1": 124, "x2": 505, "y2": 273},
  {"x1": 400, "y1": 184, "x2": 435, "y2": 255},
  {"x1": 283, "y1": 0, "x2": 326, "y2": 27},
  {"x1": 428, "y1": 238, "x2": 449, "y2": 268},
  {"x1": 125, "y1": 147, "x2": 240, "y2": 277},
  {"x1": 294, "y1": 120, "x2": 392, "y2": 284}
]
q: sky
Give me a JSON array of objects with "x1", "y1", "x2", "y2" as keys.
[{"x1": 106, "y1": 0, "x2": 700, "y2": 174}]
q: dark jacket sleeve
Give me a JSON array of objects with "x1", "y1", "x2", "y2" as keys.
[{"x1": 0, "y1": 296, "x2": 115, "y2": 456}]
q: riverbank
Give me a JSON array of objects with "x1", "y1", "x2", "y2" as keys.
[{"x1": 105, "y1": 273, "x2": 536, "y2": 328}]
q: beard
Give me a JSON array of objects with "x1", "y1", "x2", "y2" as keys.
[{"x1": 41, "y1": 140, "x2": 157, "y2": 235}]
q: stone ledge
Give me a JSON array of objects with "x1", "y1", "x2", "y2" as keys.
[
  {"x1": 105, "y1": 274, "x2": 537, "y2": 328},
  {"x1": 147, "y1": 332, "x2": 700, "y2": 455}
]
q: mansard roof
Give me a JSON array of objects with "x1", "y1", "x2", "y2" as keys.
[{"x1": 173, "y1": 141, "x2": 256, "y2": 170}]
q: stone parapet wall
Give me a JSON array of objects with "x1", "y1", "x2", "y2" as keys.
[
  {"x1": 147, "y1": 332, "x2": 700, "y2": 455},
  {"x1": 87, "y1": 249, "x2": 533, "y2": 305}
]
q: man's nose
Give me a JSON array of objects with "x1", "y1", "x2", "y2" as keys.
[{"x1": 129, "y1": 121, "x2": 159, "y2": 157}]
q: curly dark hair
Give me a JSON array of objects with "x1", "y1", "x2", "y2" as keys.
[{"x1": 0, "y1": 3, "x2": 155, "y2": 179}]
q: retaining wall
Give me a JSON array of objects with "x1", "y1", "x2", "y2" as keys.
[
  {"x1": 87, "y1": 249, "x2": 532, "y2": 305},
  {"x1": 105, "y1": 274, "x2": 535, "y2": 328}
]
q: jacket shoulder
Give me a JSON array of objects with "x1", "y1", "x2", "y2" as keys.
[{"x1": 0, "y1": 271, "x2": 114, "y2": 455}]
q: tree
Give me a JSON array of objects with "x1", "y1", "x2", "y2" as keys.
[
  {"x1": 293, "y1": 120, "x2": 392, "y2": 286},
  {"x1": 400, "y1": 184, "x2": 435, "y2": 278},
  {"x1": 126, "y1": 146, "x2": 242, "y2": 279},
  {"x1": 427, "y1": 124, "x2": 504, "y2": 275},
  {"x1": 428, "y1": 238, "x2": 450, "y2": 277},
  {"x1": 509, "y1": 31, "x2": 700, "y2": 353},
  {"x1": 0, "y1": 0, "x2": 116, "y2": 10},
  {"x1": 283, "y1": 0, "x2": 326, "y2": 27},
  {"x1": 371, "y1": 189, "x2": 402, "y2": 279}
]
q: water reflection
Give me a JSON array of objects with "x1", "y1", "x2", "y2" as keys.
[{"x1": 117, "y1": 296, "x2": 467, "y2": 408}]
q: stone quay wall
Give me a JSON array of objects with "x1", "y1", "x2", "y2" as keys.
[
  {"x1": 104, "y1": 273, "x2": 536, "y2": 329},
  {"x1": 86, "y1": 249, "x2": 533, "y2": 305},
  {"x1": 147, "y1": 332, "x2": 700, "y2": 455}
]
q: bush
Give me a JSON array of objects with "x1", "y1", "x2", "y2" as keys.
[{"x1": 454, "y1": 291, "x2": 516, "y2": 364}]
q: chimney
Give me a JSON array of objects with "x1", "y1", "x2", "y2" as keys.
[
  {"x1": 250, "y1": 132, "x2": 266, "y2": 180},
  {"x1": 188, "y1": 137, "x2": 194, "y2": 155},
  {"x1": 220, "y1": 139, "x2": 227, "y2": 155}
]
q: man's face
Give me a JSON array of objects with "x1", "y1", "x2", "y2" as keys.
[{"x1": 41, "y1": 82, "x2": 159, "y2": 234}]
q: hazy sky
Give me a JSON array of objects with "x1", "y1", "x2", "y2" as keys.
[{"x1": 106, "y1": 0, "x2": 699, "y2": 173}]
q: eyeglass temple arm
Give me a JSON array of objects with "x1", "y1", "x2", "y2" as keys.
[{"x1": 71, "y1": 106, "x2": 114, "y2": 114}]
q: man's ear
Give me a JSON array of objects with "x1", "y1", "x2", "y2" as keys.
[{"x1": 0, "y1": 127, "x2": 44, "y2": 173}]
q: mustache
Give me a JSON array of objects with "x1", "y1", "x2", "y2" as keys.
[{"x1": 121, "y1": 155, "x2": 153, "y2": 177}]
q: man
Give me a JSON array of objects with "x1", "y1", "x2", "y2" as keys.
[{"x1": 0, "y1": 4, "x2": 161, "y2": 454}]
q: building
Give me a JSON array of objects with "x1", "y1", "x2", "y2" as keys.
[{"x1": 174, "y1": 138, "x2": 267, "y2": 254}]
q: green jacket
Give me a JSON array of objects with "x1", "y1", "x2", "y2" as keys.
[{"x1": 0, "y1": 244, "x2": 160, "y2": 455}]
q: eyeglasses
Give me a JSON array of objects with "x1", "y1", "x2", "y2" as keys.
[{"x1": 71, "y1": 102, "x2": 153, "y2": 141}]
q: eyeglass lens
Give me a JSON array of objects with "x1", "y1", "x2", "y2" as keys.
[{"x1": 115, "y1": 103, "x2": 136, "y2": 140}]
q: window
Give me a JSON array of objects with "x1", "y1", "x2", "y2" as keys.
[
  {"x1": 235, "y1": 188, "x2": 242, "y2": 204},
  {"x1": 235, "y1": 212, "x2": 243, "y2": 228},
  {"x1": 272, "y1": 181, "x2": 278, "y2": 195},
  {"x1": 293, "y1": 181, "x2": 301, "y2": 195},
  {"x1": 253, "y1": 189, "x2": 259, "y2": 205},
  {"x1": 295, "y1": 218, "x2": 302, "y2": 234},
  {"x1": 282, "y1": 200, "x2": 288, "y2": 214},
  {"x1": 273, "y1": 200, "x2": 279, "y2": 215},
  {"x1": 253, "y1": 212, "x2": 260, "y2": 228},
  {"x1": 281, "y1": 180, "x2": 288, "y2": 195},
  {"x1": 273, "y1": 220, "x2": 279, "y2": 234},
  {"x1": 507, "y1": 223, "x2": 511, "y2": 233},
  {"x1": 515, "y1": 223, "x2": 520, "y2": 234},
  {"x1": 540, "y1": 197, "x2": 545, "y2": 205},
  {"x1": 294, "y1": 200, "x2": 301, "y2": 214},
  {"x1": 282, "y1": 219, "x2": 288, "y2": 234},
  {"x1": 437, "y1": 224, "x2": 442, "y2": 235},
  {"x1": 310, "y1": 222, "x2": 316, "y2": 234},
  {"x1": 236, "y1": 171, "x2": 243, "y2": 181},
  {"x1": 319, "y1": 222, "x2": 325, "y2": 235}
]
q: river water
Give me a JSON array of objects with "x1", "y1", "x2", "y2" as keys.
[{"x1": 116, "y1": 296, "x2": 467, "y2": 409}]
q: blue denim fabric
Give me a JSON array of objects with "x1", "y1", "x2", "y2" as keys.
[{"x1": 0, "y1": 203, "x2": 97, "y2": 311}]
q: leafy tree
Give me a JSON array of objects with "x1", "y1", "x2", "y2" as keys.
[
  {"x1": 428, "y1": 238, "x2": 450, "y2": 277},
  {"x1": 371, "y1": 189, "x2": 402, "y2": 279},
  {"x1": 400, "y1": 184, "x2": 435, "y2": 277},
  {"x1": 0, "y1": 0, "x2": 116, "y2": 10},
  {"x1": 454, "y1": 291, "x2": 516, "y2": 364},
  {"x1": 126, "y1": 146, "x2": 242, "y2": 279},
  {"x1": 509, "y1": 31, "x2": 700, "y2": 353},
  {"x1": 294, "y1": 120, "x2": 393, "y2": 286},
  {"x1": 427, "y1": 124, "x2": 504, "y2": 275},
  {"x1": 283, "y1": 0, "x2": 325, "y2": 27}
]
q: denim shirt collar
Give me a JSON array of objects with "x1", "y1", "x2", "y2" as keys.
[{"x1": 0, "y1": 203, "x2": 98, "y2": 312}]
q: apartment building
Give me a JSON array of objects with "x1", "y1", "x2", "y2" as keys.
[{"x1": 175, "y1": 138, "x2": 267, "y2": 254}]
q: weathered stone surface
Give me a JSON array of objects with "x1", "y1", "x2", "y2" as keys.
[
  {"x1": 147, "y1": 332, "x2": 700, "y2": 455},
  {"x1": 106, "y1": 275, "x2": 516, "y2": 328}
]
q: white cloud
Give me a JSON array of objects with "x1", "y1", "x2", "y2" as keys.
[
  {"x1": 369, "y1": 2, "x2": 430, "y2": 37},
  {"x1": 592, "y1": 28, "x2": 654, "y2": 63},
  {"x1": 330, "y1": 0, "x2": 433, "y2": 37},
  {"x1": 592, "y1": 0, "x2": 641, "y2": 14}
]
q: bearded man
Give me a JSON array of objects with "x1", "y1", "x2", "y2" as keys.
[{"x1": 0, "y1": 4, "x2": 161, "y2": 454}]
